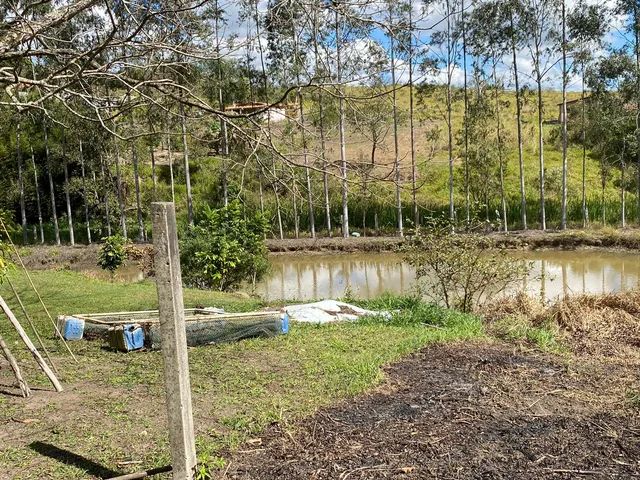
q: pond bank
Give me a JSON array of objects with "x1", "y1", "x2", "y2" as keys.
[
  {"x1": 13, "y1": 228, "x2": 640, "y2": 276},
  {"x1": 268, "y1": 228, "x2": 640, "y2": 253}
]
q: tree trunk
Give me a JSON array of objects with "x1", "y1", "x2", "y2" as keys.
[
  {"x1": 100, "y1": 154, "x2": 112, "y2": 236},
  {"x1": 258, "y1": 166, "x2": 265, "y2": 215},
  {"x1": 408, "y1": 0, "x2": 418, "y2": 228},
  {"x1": 62, "y1": 133, "x2": 75, "y2": 246},
  {"x1": 180, "y1": 104, "x2": 194, "y2": 226},
  {"x1": 362, "y1": 208, "x2": 367, "y2": 237},
  {"x1": 622, "y1": 162, "x2": 626, "y2": 228},
  {"x1": 114, "y1": 139, "x2": 127, "y2": 240},
  {"x1": 30, "y1": 146, "x2": 45, "y2": 243},
  {"x1": 560, "y1": 0, "x2": 568, "y2": 230},
  {"x1": 16, "y1": 124, "x2": 27, "y2": 243},
  {"x1": 150, "y1": 143, "x2": 157, "y2": 201},
  {"x1": 336, "y1": 9, "x2": 349, "y2": 237},
  {"x1": 635, "y1": 1, "x2": 640, "y2": 224},
  {"x1": 130, "y1": 126, "x2": 145, "y2": 242},
  {"x1": 79, "y1": 140, "x2": 92, "y2": 244},
  {"x1": 462, "y1": 0, "x2": 470, "y2": 227},
  {"x1": 167, "y1": 133, "x2": 176, "y2": 203},
  {"x1": 313, "y1": 6, "x2": 331, "y2": 237},
  {"x1": 272, "y1": 162, "x2": 284, "y2": 240},
  {"x1": 293, "y1": 26, "x2": 315, "y2": 239},
  {"x1": 511, "y1": 14, "x2": 527, "y2": 230},
  {"x1": 536, "y1": 64, "x2": 546, "y2": 231},
  {"x1": 494, "y1": 64, "x2": 508, "y2": 233},
  {"x1": 389, "y1": 7, "x2": 403, "y2": 238},
  {"x1": 292, "y1": 175, "x2": 300, "y2": 239},
  {"x1": 581, "y1": 66, "x2": 588, "y2": 227},
  {"x1": 601, "y1": 167, "x2": 606, "y2": 225},
  {"x1": 44, "y1": 123, "x2": 60, "y2": 245},
  {"x1": 446, "y1": 0, "x2": 455, "y2": 223},
  {"x1": 216, "y1": 0, "x2": 229, "y2": 208}
]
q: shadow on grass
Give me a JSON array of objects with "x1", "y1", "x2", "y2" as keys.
[{"x1": 29, "y1": 441, "x2": 120, "y2": 478}]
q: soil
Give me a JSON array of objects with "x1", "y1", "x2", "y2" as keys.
[
  {"x1": 17, "y1": 243, "x2": 154, "y2": 275},
  {"x1": 223, "y1": 342, "x2": 640, "y2": 479}
]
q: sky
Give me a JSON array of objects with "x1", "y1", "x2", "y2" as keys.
[{"x1": 215, "y1": 0, "x2": 632, "y2": 93}]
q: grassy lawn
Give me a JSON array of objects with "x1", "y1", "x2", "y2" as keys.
[{"x1": 0, "y1": 270, "x2": 483, "y2": 479}]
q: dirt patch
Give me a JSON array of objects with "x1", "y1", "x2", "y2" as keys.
[
  {"x1": 266, "y1": 237, "x2": 404, "y2": 254},
  {"x1": 223, "y1": 342, "x2": 640, "y2": 479},
  {"x1": 17, "y1": 244, "x2": 103, "y2": 271},
  {"x1": 16, "y1": 244, "x2": 154, "y2": 276}
]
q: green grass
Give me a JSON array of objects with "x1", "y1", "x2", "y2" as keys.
[
  {"x1": 0, "y1": 270, "x2": 483, "y2": 479},
  {"x1": 489, "y1": 315, "x2": 564, "y2": 353}
]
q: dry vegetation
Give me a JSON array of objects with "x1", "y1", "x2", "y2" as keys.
[{"x1": 484, "y1": 290, "x2": 640, "y2": 357}]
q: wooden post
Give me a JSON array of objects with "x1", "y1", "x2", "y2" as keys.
[
  {"x1": 0, "y1": 295, "x2": 63, "y2": 392},
  {"x1": 151, "y1": 202, "x2": 196, "y2": 480},
  {"x1": 0, "y1": 333, "x2": 30, "y2": 397}
]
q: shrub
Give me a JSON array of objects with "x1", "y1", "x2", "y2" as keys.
[
  {"x1": 399, "y1": 216, "x2": 530, "y2": 312},
  {"x1": 0, "y1": 241, "x2": 9, "y2": 284},
  {"x1": 97, "y1": 235, "x2": 127, "y2": 274},
  {"x1": 180, "y1": 201, "x2": 269, "y2": 291}
]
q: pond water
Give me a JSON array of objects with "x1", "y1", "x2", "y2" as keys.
[{"x1": 254, "y1": 250, "x2": 640, "y2": 302}]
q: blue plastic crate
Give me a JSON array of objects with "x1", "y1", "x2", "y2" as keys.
[{"x1": 58, "y1": 316, "x2": 85, "y2": 341}]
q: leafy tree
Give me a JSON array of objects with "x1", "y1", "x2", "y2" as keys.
[
  {"x1": 400, "y1": 216, "x2": 530, "y2": 312},
  {"x1": 568, "y1": 1, "x2": 608, "y2": 227},
  {"x1": 97, "y1": 235, "x2": 127, "y2": 275},
  {"x1": 180, "y1": 201, "x2": 269, "y2": 291},
  {"x1": 522, "y1": 0, "x2": 562, "y2": 230}
]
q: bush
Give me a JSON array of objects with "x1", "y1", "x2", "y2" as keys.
[
  {"x1": 180, "y1": 201, "x2": 269, "y2": 291},
  {"x1": 97, "y1": 235, "x2": 127, "y2": 274},
  {"x1": 0, "y1": 241, "x2": 9, "y2": 284},
  {"x1": 399, "y1": 216, "x2": 530, "y2": 313}
]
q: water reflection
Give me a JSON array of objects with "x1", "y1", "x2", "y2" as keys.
[{"x1": 255, "y1": 250, "x2": 640, "y2": 302}]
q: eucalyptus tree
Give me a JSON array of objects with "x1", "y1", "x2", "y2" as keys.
[
  {"x1": 405, "y1": 0, "x2": 421, "y2": 227},
  {"x1": 385, "y1": 0, "x2": 408, "y2": 237},
  {"x1": 587, "y1": 51, "x2": 637, "y2": 226},
  {"x1": 427, "y1": 0, "x2": 462, "y2": 223},
  {"x1": 310, "y1": 1, "x2": 334, "y2": 235},
  {"x1": 265, "y1": 0, "x2": 317, "y2": 238},
  {"x1": 61, "y1": 131, "x2": 75, "y2": 245},
  {"x1": 522, "y1": 0, "x2": 562, "y2": 230},
  {"x1": 466, "y1": 0, "x2": 509, "y2": 230},
  {"x1": 501, "y1": 0, "x2": 530, "y2": 230},
  {"x1": 560, "y1": 0, "x2": 568, "y2": 229},
  {"x1": 42, "y1": 120, "x2": 60, "y2": 245},
  {"x1": 334, "y1": 0, "x2": 350, "y2": 237},
  {"x1": 348, "y1": 83, "x2": 393, "y2": 232},
  {"x1": 463, "y1": 68, "x2": 501, "y2": 223},
  {"x1": 29, "y1": 144, "x2": 44, "y2": 244},
  {"x1": 460, "y1": 0, "x2": 470, "y2": 226},
  {"x1": 614, "y1": 0, "x2": 640, "y2": 222},
  {"x1": 567, "y1": 1, "x2": 608, "y2": 227},
  {"x1": 15, "y1": 123, "x2": 27, "y2": 243}
]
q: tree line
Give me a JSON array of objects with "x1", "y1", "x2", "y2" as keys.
[{"x1": 0, "y1": 0, "x2": 638, "y2": 244}]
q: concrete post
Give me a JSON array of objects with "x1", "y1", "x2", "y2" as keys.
[{"x1": 151, "y1": 202, "x2": 196, "y2": 479}]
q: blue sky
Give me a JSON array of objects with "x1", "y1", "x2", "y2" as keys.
[{"x1": 218, "y1": 0, "x2": 632, "y2": 92}]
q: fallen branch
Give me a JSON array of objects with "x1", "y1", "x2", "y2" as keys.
[{"x1": 0, "y1": 333, "x2": 30, "y2": 397}]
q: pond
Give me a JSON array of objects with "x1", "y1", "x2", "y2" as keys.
[{"x1": 254, "y1": 250, "x2": 640, "y2": 302}]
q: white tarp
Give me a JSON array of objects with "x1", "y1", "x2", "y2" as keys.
[{"x1": 285, "y1": 300, "x2": 391, "y2": 324}]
